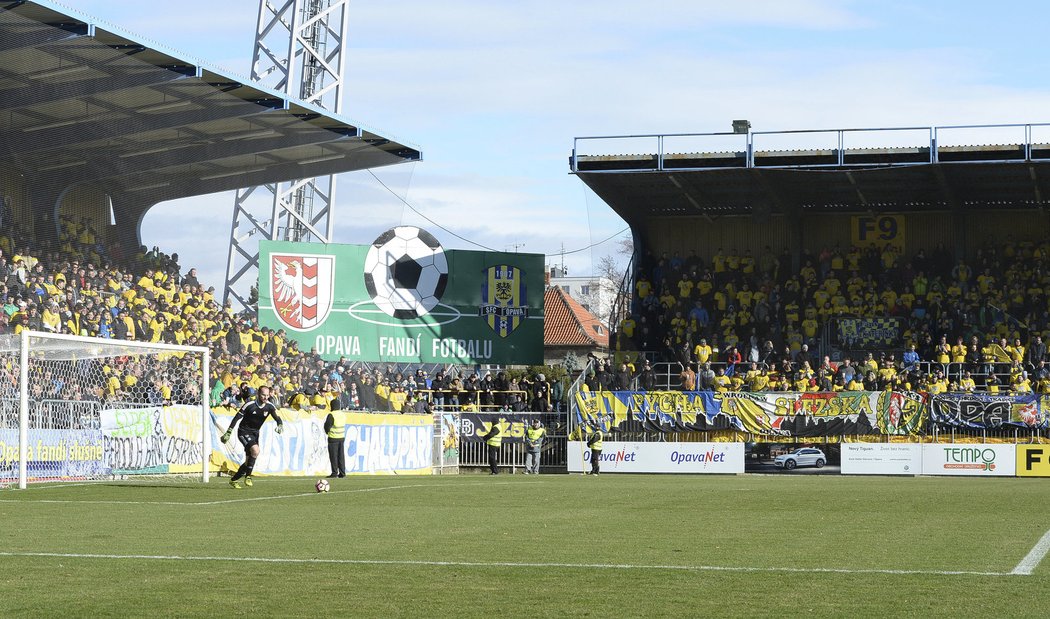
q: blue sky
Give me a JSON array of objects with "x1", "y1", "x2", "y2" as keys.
[{"x1": 64, "y1": 0, "x2": 1050, "y2": 292}]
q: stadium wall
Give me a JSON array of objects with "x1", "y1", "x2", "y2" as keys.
[
  {"x1": 60, "y1": 186, "x2": 112, "y2": 242},
  {"x1": 644, "y1": 211, "x2": 1050, "y2": 263},
  {"x1": 0, "y1": 168, "x2": 27, "y2": 221},
  {"x1": 646, "y1": 214, "x2": 794, "y2": 258}
]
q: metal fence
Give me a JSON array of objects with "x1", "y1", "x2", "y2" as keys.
[
  {"x1": 439, "y1": 409, "x2": 571, "y2": 472},
  {"x1": 637, "y1": 360, "x2": 1040, "y2": 393},
  {"x1": 0, "y1": 398, "x2": 100, "y2": 430},
  {"x1": 572, "y1": 123, "x2": 1050, "y2": 173},
  {"x1": 456, "y1": 433, "x2": 568, "y2": 473}
]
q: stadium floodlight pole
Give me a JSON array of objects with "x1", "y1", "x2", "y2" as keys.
[{"x1": 223, "y1": 0, "x2": 350, "y2": 313}]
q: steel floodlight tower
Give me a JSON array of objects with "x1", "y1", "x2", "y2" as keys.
[{"x1": 224, "y1": 0, "x2": 350, "y2": 311}]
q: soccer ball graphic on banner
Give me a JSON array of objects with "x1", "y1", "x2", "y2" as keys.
[
  {"x1": 363, "y1": 226, "x2": 448, "y2": 319},
  {"x1": 315, "y1": 479, "x2": 330, "y2": 493}
]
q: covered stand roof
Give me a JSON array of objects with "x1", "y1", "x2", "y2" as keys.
[
  {"x1": 0, "y1": 0, "x2": 420, "y2": 221},
  {"x1": 570, "y1": 128, "x2": 1050, "y2": 226}
]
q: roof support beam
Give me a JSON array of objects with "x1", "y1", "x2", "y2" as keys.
[
  {"x1": 1, "y1": 97, "x2": 272, "y2": 155},
  {"x1": 845, "y1": 171, "x2": 870, "y2": 209},
  {"x1": 0, "y1": 68, "x2": 186, "y2": 111},
  {"x1": 30, "y1": 131, "x2": 358, "y2": 186}
]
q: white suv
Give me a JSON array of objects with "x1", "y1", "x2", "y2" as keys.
[{"x1": 773, "y1": 448, "x2": 826, "y2": 470}]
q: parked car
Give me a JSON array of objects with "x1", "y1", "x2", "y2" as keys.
[{"x1": 773, "y1": 448, "x2": 826, "y2": 470}]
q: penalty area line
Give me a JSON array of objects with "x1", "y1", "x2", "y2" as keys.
[
  {"x1": 1012, "y1": 527, "x2": 1050, "y2": 575},
  {"x1": 0, "y1": 551, "x2": 1013, "y2": 577}
]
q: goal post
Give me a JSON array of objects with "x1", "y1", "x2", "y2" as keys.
[{"x1": 0, "y1": 330, "x2": 211, "y2": 489}]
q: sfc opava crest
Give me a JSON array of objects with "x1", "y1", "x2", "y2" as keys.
[{"x1": 480, "y1": 264, "x2": 529, "y2": 337}]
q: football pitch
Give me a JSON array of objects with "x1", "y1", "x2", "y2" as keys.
[{"x1": 1, "y1": 474, "x2": 1048, "y2": 618}]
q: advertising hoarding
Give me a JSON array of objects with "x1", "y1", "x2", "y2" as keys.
[
  {"x1": 567, "y1": 441, "x2": 744, "y2": 474},
  {"x1": 840, "y1": 443, "x2": 920, "y2": 475},
  {"x1": 920, "y1": 444, "x2": 1016, "y2": 477}
]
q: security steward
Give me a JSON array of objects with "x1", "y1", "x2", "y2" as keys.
[
  {"x1": 524, "y1": 419, "x2": 546, "y2": 475},
  {"x1": 586, "y1": 422, "x2": 603, "y2": 475},
  {"x1": 323, "y1": 399, "x2": 348, "y2": 478},
  {"x1": 482, "y1": 417, "x2": 504, "y2": 475}
]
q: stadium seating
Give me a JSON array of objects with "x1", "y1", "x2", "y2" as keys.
[
  {"x1": 615, "y1": 240, "x2": 1050, "y2": 394},
  {"x1": 0, "y1": 216, "x2": 556, "y2": 412}
]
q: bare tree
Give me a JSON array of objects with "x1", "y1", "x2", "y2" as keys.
[{"x1": 581, "y1": 234, "x2": 633, "y2": 327}]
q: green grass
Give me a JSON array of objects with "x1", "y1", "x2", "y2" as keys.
[{"x1": 1, "y1": 474, "x2": 1049, "y2": 617}]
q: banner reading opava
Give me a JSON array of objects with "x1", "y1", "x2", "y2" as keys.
[
  {"x1": 0, "y1": 428, "x2": 105, "y2": 479},
  {"x1": 210, "y1": 408, "x2": 432, "y2": 476},
  {"x1": 930, "y1": 393, "x2": 1049, "y2": 429},
  {"x1": 575, "y1": 391, "x2": 927, "y2": 437},
  {"x1": 257, "y1": 232, "x2": 544, "y2": 364}
]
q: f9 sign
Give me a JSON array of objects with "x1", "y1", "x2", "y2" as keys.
[{"x1": 851, "y1": 215, "x2": 904, "y2": 251}]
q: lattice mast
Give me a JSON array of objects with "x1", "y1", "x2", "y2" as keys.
[{"x1": 224, "y1": 0, "x2": 350, "y2": 311}]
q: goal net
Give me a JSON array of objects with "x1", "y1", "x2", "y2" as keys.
[{"x1": 0, "y1": 331, "x2": 211, "y2": 488}]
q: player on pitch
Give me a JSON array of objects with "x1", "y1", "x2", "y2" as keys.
[{"x1": 221, "y1": 384, "x2": 284, "y2": 488}]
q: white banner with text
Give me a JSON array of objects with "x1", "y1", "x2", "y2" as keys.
[
  {"x1": 841, "y1": 443, "x2": 921, "y2": 475},
  {"x1": 567, "y1": 441, "x2": 744, "y2": 474}
]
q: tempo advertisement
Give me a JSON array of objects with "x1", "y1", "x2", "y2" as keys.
[
  {"x1": 567, "y1": 441, "x2": 744, "y2": 474},
  {"x1": 920, "y1": 444, "x2": 1016, "y2": 477},
  {"x1": 840, "y1": 443, "x2": 921, "y2": 476}
]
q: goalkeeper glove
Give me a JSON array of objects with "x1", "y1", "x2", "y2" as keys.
[
  {"x1": 276, "y1": 424, "x2": 284, "y2": 435},
  {"x1": 221, "y1": 430, "x2": 231, "y2": 444}
]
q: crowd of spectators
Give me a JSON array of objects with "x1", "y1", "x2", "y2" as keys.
[
  {"x1": 615, "y1": 240, "x2": 1050, "y2": 394},
  {"x1": 0, "y1": 215, "x2": 559, "y2": 414}
]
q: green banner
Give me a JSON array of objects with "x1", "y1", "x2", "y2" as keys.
[{"x1": 258, "y1": 230, "x2": 544, "y2": 364}]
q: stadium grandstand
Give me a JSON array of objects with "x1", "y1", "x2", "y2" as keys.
[
  {"x1": 0, "y1": 1, "x2": 554, "y2": 417},
  {"x1": 571, "y1": 125, "x2": 1050, "y2": 403}
]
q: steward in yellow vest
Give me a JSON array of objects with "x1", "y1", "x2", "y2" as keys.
[
  {"x1": 323, "y1": 400, "x2": 348, "y2": 478},
  {"x1": 482, "y1": 418, "x2": 503, "y2": 475},
  {"x1": 524, "y1": 419, "x2": 546, "y2": 475},
  {"x1": 586, "y1": 424, "x2": 603, "y2": 475}
]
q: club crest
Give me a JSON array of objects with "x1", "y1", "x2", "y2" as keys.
[
  {"x1": 270, "y1": 254, "x2": 335, "y2": 331},
  {"x1": 480, "y1": 264, "x2": 528, "y2": 337}
]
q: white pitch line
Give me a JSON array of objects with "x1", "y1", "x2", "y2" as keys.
[
  {"x1": 1012, "y1": 527, "x2": 1050, "y2": 575},
  {"x1": 0, "y1": 551, "x2": 1012, "y2": 577},
  {"x1": 0, "y1": 480, "x2": 541, "y2": 507},
  {"x1": 0, "y1": 499, "x2": 193, "y2": 506},
  {"x1": 194, "y1": 483, "x2": 433, "y2": 505}
]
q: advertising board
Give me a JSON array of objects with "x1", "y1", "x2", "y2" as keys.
[
  {"x1": 1016, "y1": 445, "x2": 1050, "y2": 477},
  {"x1": 920, "y1": 444, "x2": 1016, "y2": 477},
  {"x1": 567, "y1": 441, "x2": 744, "y2": 474},
  {"x1": 840, "y1": 443, "x2": 920, "y2": 475}
]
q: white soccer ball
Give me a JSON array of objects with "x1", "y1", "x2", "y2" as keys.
[
  {"x1": 363, "y1": 226, "x2": 448, "y2": 319},
  {"x1": 315, "y1": 479, "x2": 330, "y2": 493}
]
